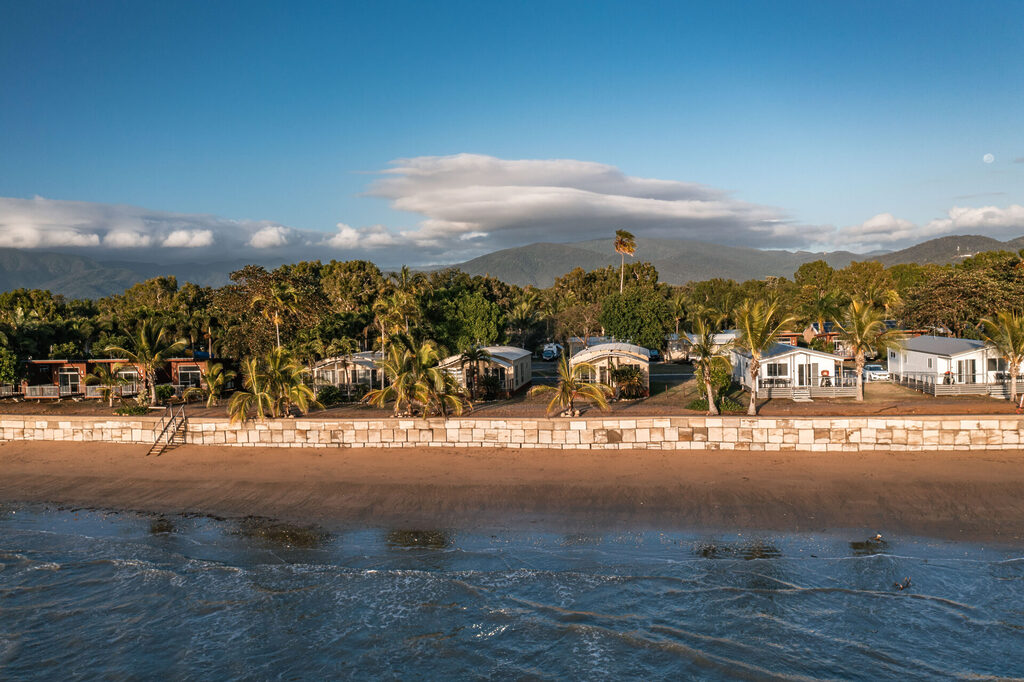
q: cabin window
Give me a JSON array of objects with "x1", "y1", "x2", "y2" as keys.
[
  {"x1": 927, "y1": 359, "x2": 932, "y2": 369},
  {"x1": 178, "y1": 365, "x2": 202, "y2": 387},
  {"x1": 988, "y1": 358, "x2": 1006, "y2": 371},
  {"x1": 889, "y1": 350, "x2": 896, "y2": 360},
  {"x1": 766, "y1": 363, "x2": 788, "y2": 377},
  {"x1": 117, "y1": 368, "x2": 138, "y2": 384}
]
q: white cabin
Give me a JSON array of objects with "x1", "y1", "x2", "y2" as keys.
[
  {"x1": 731, "y1": 343, "x2": 853, "y2": 399},
  {"x1": 569, "y1": 342, "x2": 651, "y2": 390},
  {"x1": 439, "y1": 346, "x2": 533, "y2": 393},
  {"x1": 313, "y1": 351, "x2": 384, "y2": 390},
  {"x1": 888, "y1": 335, "x2": 1023, "y2": 396}
]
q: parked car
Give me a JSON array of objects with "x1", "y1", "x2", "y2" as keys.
[
  {"x1": 541, "y1": 343, "x2": 563, "y2": 361},
  {"x1": 862, "y1": 364, "x2": 890, "y2": 382}
]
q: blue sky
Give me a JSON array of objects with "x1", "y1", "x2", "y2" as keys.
[{"x1": 2, "y1": 1, "x2": 1023, "y2": 264}]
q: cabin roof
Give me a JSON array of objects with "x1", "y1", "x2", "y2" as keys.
[
  {"x1": 570, "y1": 342, "x2": 651, "y2": 364},
  {"x1": 900, "y1": 335, "x2": 986, "y2": 357},
  {"x1": 733, "y1": 342, "x2": 843, "y2": 361},
  {"x1": 439, "y1": 346, "x2": 531, "y2": 370}
]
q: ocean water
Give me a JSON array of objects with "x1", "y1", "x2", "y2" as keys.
[{"x1": 1, "y1": 506, "x2": 1022, "y2": 680}]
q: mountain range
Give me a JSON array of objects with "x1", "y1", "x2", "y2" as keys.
[
  {"x1": 2, "y1": 234, "x2": 1023, "y2": 299},
  {"x1": 452, "y1": 234, "x2": 1024, "y2": 287}
]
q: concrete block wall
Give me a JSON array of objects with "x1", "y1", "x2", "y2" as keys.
[{"x1": 1, "y1": 414, "x2": 1023, "y2": 451}]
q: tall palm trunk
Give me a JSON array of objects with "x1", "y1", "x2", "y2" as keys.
[
  {"x1": 703, "y1": 365, "x2": 719, "y2": 416},
  {"x1": 747, "y1": 355, "x2": 760, "y2": 415},
  {"x1": 855, "y1": 351, "x2": 866, "y2": 401},
  {"x1": 619, "y1": 253, "x2": 625, "y2": 294},
  {"x1": 1010, "y1": 363, "x2": 1019, "y2": 405},
  {"x1": 274, "y1": 317, "x2": 281, "y2": 349}
]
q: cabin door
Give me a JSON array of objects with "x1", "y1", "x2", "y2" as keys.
[
  {"x1": 58, "y1": 369, "x2": 80, "y2": 396},
  {"x1": 797, "y1": 363, "x2": 818, "y2": 387},
  {"x1": 957, "y1": 359, "x2": 977, "y2": 384}
]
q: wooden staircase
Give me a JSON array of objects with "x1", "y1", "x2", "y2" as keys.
[
  {"x1": 148, "y1": 404, "x2": 187, "y2": 456},
  {"x1": 791, "y1": 388, "x2": 813, "y2": 402}
]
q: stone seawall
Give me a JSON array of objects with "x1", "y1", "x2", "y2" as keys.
[{"x1": 2, "y1": 414, "x2": 1023, "y2": 451}]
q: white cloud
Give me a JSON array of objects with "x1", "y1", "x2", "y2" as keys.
[
  {"x1": 247, "y1": 225, "x2": 293, "y2": 248},
  {"x1": 835, "y1": 205, "x2": 1024, "y2": 250},
  {"x1": 0, "y1": 196, "x2": 325, "y2": 262},
  {"x1": 103, "y1": 230, "x2": 153, "y2": 248},
  {"x1": 359, "y1": 154, "x2": 819, "y2": 256},
  {"x1": 161, "y1": 229, "x2": 214, "y2": 248},
  {"x1": 0, "y1": 224, "x2": 100, "y2": 248},
  {"x1": 325, "y1": 223, "x2": 398, "y2": 249}
]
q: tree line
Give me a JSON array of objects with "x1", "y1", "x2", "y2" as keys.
[{"x1": 2, "y1": 243, "x2": 1023, "y2": 416}]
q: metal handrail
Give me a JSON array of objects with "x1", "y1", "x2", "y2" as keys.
[{"x1": 153, "y1": 403, "x2": 187, "y2": 446}]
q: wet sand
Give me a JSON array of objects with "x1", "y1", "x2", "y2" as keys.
[{"x1": 1, "y1": 441, "x2": 1023, "y2": 545}]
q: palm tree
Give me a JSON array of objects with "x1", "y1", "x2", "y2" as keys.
[
  {"x1": 85, "y1": 362, "x2": 127, "y2": 408},
  {"x1": 264, "y1": 347, "x2": 319, "y2": 417},
  {"x1": 105, "y1": 321, "x2": 188, "y2": 405},
  {"x1": 251, "y1": 281, "x2": 299, "y2": 349},
  {"x1": 613, "y1": 229, "x2": 637, "y2": 294},
  {"x1": 529, "y1": 355, "x2": 612, "y2": 416},
  {"x1": 832, "y1": 300, "x2": 901, "y2": 401},
  {"x1": 670, "y1": 292, "x2": 688, "y2": 336},
  {"x1": 459, "y1": 346, "x2": 492, "y2": 400},
  {"x1": 363, "y1": 342, "x2": 418, "y2": 416},
  {"x1": 201, "y1": 362, "x2": 236, "y2": 408},
  {"x1": 363, "y1": 337, "x2": 469, "y2": 417},
  {"x1": 228, "y1": 357, "x2": 275, "y2": 422},
  {"x1": 689, "y1": 318, "x2": 734, "y2": 416},
  {"x1": 979, "y1": 311, "x2": 1024, "y2": 404},
  {"x1": 507, "y1": 301, "x2": 536, "y2": 347},
  {"x1": 734, "y1": 298, "x2": 796, "y2": 415},
  {"x1": 802, "y1": 288, "x2": 843, "y2": 337}
]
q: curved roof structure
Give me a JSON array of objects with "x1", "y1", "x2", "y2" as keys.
[
  {"x1": 570, "y1": 342, "x2": 650, "y2": 365},
  {"x1": 313, "y1": 351, "x2": 381, "y2": 371}
]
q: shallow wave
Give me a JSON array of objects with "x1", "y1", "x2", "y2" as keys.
[{"x1": 0, "y1": 507, "x2": 1022, "y2": 679}]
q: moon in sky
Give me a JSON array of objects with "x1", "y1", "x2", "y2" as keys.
[{"x1": 983, "y1": 153, "x2": 995, "y2": 163}]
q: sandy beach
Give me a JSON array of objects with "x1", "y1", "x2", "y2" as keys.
[{"x1": 2, "y1": 441, "x2": 1023, "y2": 545}]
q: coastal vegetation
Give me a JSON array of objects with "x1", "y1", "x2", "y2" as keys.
[{"x1": 1, "y1": 241, "x2": 1023, "y2": 417}]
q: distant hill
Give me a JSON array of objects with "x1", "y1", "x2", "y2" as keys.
[
  {"x1": 455, "y1": 237, "x2": 863, "y2": 287},
  {"x1": 875, "y1": 235, "x2": 1024, "y2": 266},
  {"x1": 455, "y1": 234, "x2": 1024, "y2": 287},
  {"x1": 0, "y1": 248, "x2": 248, "y2": 299},
  {"x1": 2, "y1": 233, "x2": 1023, "y2": 297}
]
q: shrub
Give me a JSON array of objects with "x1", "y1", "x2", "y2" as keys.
[
  {"x1": 115, "y1": 404, "x2": 150, "y2": 416},
  {"x1": 694, "y1": 362, "x2": 732, "y2": 399},
  {"x1": 479, "y1": 374, "x2": 502, "y2": 400},
  {"x1": 610, "y1": 365, "x2": 647, "y2": 399},
  {"x1": 0, "y1": 348, "x2": 16, "y2": 385},
  {"x1": 687, "y1": 396, "x2": 745, "y2": 413},
  {"x1": 154, "y1": 384, "x2": 175, "y2": 404},
  {"x1": 317, "y1": 385, "x2": 345, "y2": 406}
]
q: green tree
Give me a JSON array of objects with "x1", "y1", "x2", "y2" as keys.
[
  {"x1": 832, "y1": 300, "x2": 901, "y2": 401},
  {"x1": 363, "y1": 337, "x2": 469, "y2": 418},
  {"x1": 458, "y1": 346, "x2": 492, "y2": 401},
  {"x1": 105, "y1": 321, "x2": 188, "y2": 405},
  {"x1": 599, "y1": 288, "x2": 672, "y2": 350},
  {"x1": 529, "y1": 355, "x2": 612, "y2": 416},
  {"x1": 614, "y1": 229, "x2": 637, "y2": 294},
  {"x1": 228, "y1": 357, "x2": 276, "y2": 423},
  {"x1": 688, "y1": 318, "x2": 734, "y2": 416},
  {"x1": 734, "y1": 298, "x2": 796, "y2": 415},
  {"x1": 251, "y1": 281, "x2": 300, "y2": 349},
  {"x1": 435, "y1": 290, "x2": 502, "y2": 352},
  {"x1": 0, "y1": 347, "x2": 17, "y2": 386},
  {"x1": 979, "y1": 311, "x2": 1024, "y2": 404},
  {"x1": 85, "y1": 362, "x2": 127, "y2": 408}
]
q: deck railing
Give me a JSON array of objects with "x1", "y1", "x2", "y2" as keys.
[
  {"x1": 24, "y1": 384, "x2": 60, "y2": 398},
  {"x1": 84, "y1": 382, "x2": 141, "y2": 398},
  {"x1": 0, "y1": 384, "x2": 16, "y2": 397}
]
